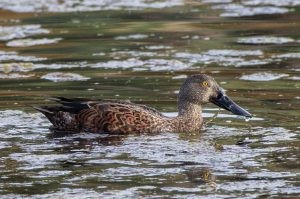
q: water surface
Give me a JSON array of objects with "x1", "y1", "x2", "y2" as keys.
[{"x1": 0, "y1": 0, "x2": 299, "y2": 198}]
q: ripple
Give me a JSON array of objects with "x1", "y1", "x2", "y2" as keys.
[
  {"x1": 0, "y1": 51, "x2": 46, "y2": 62},
  {"x1": 237, "y1": 36, "x2": 295, "y2": 44},
  {"x1": 114, "y1": 34, "x2": 149, "y2": 40},
  {"x1": 142, "y1": 59, "x2": 190, "y2": 71},
  {"x1": 144, "y1": 45, "x2": 173, "y2": 50},
  {"x1": 234, "y1": 59, "x2": 272, "y2": 67},
  {"x1": 161, "y1": 186, "x2": 203, "y2": 193},
  {"x1": 205, "y1": 49, "x2": 263, "y2": 56},
  {"x1": 248, "y1": 171, "x2": 297, "y2": 179},
  {"x1": 22, "y1": 187, "x2": 153, "y2": 199},
  {"x1": 0, "y1": 25, "x2": 49, "y2": 41},
  {"x1": 174, "y1": 49, "x2": 268, "y2": 67},
  {"x1": 243, "y1": 0, "x2": 300, "y2": 7},
  {"x1": 0, "y1": 141, "x2": 11, "y2": 149},
  {"x1": 41, "y1": 72, "x2": 90, "y2": 82},
  {"x1": 273, "y1": 52, "x2": 300, "y2": 59},
  {"x1": 0, "y1": 62, "x2": 85, "y2": 73},
  {"x1": 220, "y1": 180, "x2": 287, "y2": 196},
  {"x1": 0, "y1": 63, "x2": 35, "y2": 73},
  {"x1": 6, "y1": 38, "x2": 62, "y2": 47},
  {"x1": 288, "y1": 76, "x2": 300, "y2": 80},
  {"x1": 172, "y1": 74, "x2": 188, "y2": 79},
  {"x1": 33, "y1": 170, "x2": 72, "y2": 178},
  {"x1": 86, "y1": 159, "x2": 140, "y2": 166},
  {"x1": 0, "y1": 110, "x2": 49, "y2": 140},
  {"x1": 101, "y1": 166, "x2": 183, "y2": 177},
  {"x1": 91, "y1": 58, "x2": 143, "y2": 69},
  {"x1": 0, "y1": 0, "x2": 184, "y2": 13},
  {"x1": 0, "y1": 109, "x2": 298, "y2": 198},
  {"x1": 212, "y1": 3, "x2": 290, "y2": 17},
  {"x1": 203, "y1": 0, "x2": 233, "y2": 3},
  {"x1": 110, "y1": 51, "x2": 158, "y2": 58},
  {"x1": 0, "y1": 48, "x2": 275, "y2": 72},
  {"x1": 0, "y1": 73, "x2": 34, "y2": 79},
  {"x1": 0, "y1": 110, "x2": 46, "y2": 129},
  {"x1": 1, "y1": 59, "x2": 190, "y2": 72},
  {"x1": 240, "y1": 72, "x2": 289, "y2": 81},
  {"x1": 88, "y1": 133, "x2": 247, "y2": 170},
  {"x1": 9, "y1": 152, "x2": 83, "y2": 170},
  {"x1": 91, "y1": 58, "x2": 190, "y2": 71},
  {"x1": 258, "y1": 127, "x2": 297, "y2": 143}
]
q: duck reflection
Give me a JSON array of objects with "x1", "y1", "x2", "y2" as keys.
[{"x1": 47, "y1": 130, "x2": 127, "y2": 152}]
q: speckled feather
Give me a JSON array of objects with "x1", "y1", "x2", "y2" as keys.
[{"x1": 35, "y1": 98, "x2": 181, "y2": 134}]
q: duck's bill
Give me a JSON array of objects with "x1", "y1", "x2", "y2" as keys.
[{"x1": 210, "y1": 92, "x2": 252, "y2": 118}]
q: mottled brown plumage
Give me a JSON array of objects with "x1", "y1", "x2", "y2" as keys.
[{"x1": 34, "y1": 74, "x2": 251, "y2": 134}]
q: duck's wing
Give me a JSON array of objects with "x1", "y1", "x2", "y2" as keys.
[
  {"x1": 49, "y1": 97, "x2": 164, "y2": 117},
  {"x1": 34, "y1": 97, "x2": 165, "y2": 134}
]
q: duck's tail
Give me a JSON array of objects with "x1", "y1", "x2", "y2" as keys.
[
  {"x1": 32, "y1": 106, "x2": 55, "y2": 115},
  {"x1": 33, "y1": 105, "x2": 80, "y2": 132}
]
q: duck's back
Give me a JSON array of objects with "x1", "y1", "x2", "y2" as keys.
[{"x1": 34, "y1": 97, "x2": 168, "y2": 134}]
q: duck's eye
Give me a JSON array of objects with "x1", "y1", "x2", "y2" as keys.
[{"x1": 202, "y1": 81, "x2": 209, "y2": 87}]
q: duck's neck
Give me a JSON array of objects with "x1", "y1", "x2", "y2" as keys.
[
  {"x1": 178, "y1": 101, "x2": 202, "y2": 119},
  {"x1": 167, "y1": 100, "x2": 203, "y2": 133}
]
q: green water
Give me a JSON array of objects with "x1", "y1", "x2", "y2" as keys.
[{"x1": 0, "y1": 1, "x2": 299, "y2": 198}]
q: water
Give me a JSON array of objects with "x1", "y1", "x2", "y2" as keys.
[{"x1": 0, "y1": 0, "x2": 299, "y2": 198}]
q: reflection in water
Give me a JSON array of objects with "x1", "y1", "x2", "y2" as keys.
[
  {"x1": 48, "y1": 132, "x2": 127, "y2": 148},
  {"x1": 186, "y1": 167, "x2": 216, "y2": 186}
]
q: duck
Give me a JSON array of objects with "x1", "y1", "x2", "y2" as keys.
[{"x1": 34, "y1": 74, "x2": 252, "y2": 134}]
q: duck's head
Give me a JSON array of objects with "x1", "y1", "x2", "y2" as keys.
[{"x1": 179, "y1": 74, "x2": 252, "y2": 118}]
